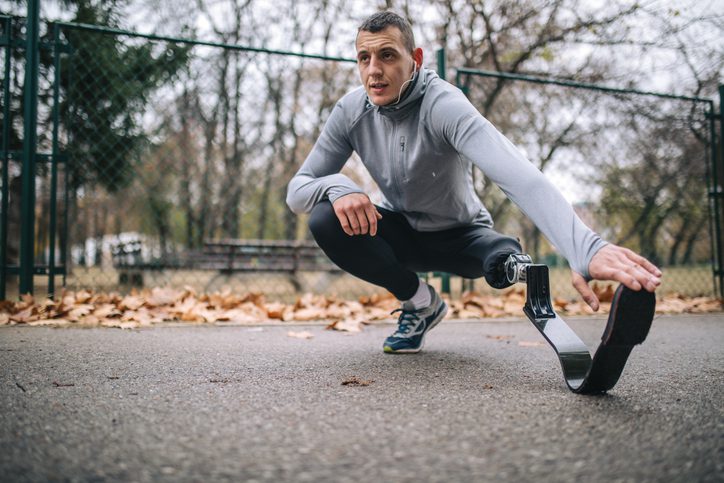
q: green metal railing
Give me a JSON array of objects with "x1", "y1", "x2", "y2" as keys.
[
  {"x1": 54, "y1": 21, "x2": 358, "y2": 64},
  {"x1": 1, "y1": 8, "x2": 71, "y2": 299}
]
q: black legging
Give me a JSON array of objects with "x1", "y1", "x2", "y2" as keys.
[{"x1": 308, "y1": 201, "x2": 522, "y2": 300}]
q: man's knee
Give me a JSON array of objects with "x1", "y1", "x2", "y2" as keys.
[
  {"x1": 483, "y1": 235, "x2": 523, "y2": 289},
  {"x1": 308, "y1": 201, "x2": 342, "y2": 245}
]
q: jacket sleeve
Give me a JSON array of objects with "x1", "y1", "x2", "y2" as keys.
[
  {"x1": 286, "y1": 102, "x2": 365, "y2": 214},
  {"x1": 430, "y1": 90, "x2": 607, "y2": 279}
]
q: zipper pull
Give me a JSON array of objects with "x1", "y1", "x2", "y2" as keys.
[{"x1": 400, "y1": 136, "x2": 406, "y2": 152}]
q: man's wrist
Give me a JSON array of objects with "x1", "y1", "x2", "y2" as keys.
[{"x1": 328, "y1": 189, "x2": 366, "y2": 204}]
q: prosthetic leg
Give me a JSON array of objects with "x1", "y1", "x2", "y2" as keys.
[{"x1": 504, "y1": 254, "x2": 656, "y2": 394}]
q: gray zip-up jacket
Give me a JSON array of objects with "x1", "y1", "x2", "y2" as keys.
[{"x1": 286, "y1": 68, "x2": 606, "y2": 278}]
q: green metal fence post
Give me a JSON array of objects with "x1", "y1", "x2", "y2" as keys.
[
  {"x1": 440, "y1": 272, "x2": 450, "y2": 295},
  {"x1": 704, "y1": 99, "x2": 718, "y2": 299},
  {"x1": 1, "y1": 16, "x2": 12, "y2": 300},
  {"x1": 19, "y1": 0, "x2": 41, "y2": 296},
  {"x1": 717, "y1": 85, "x2": 724, "y2": 297},
  {"x1": 47, "y1": 22, "x2": 62, "y2": 298},
  {"x1": 61, "y1": 27, "x2": 75, "y2": 290},
  {"x1": 436, "y1": 47, "x2": 445, "y2": 81}
]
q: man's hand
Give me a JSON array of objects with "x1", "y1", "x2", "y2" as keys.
[
  {"x1": 332, "y1": 193, "x2": 383, "y2": 236},
  {"x1": 572, "y1": 244, "x2": 662, "y2": 311}
]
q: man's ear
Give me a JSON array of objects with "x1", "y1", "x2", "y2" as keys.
[{"x1": 413, "y1": 47, "x2": 424, "y2": 69}]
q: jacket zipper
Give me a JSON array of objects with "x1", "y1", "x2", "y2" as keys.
[
  {"x1": 390, "y1": 125, "x2": 403, "y2": 202},
  {"x1": 399, "y1": 135, "x2": 407, "y2": 182}
]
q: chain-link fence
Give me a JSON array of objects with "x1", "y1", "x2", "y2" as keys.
[
  {"x1": 456, "y1": 69, "x2": 717, "y2": 298},
  {"x1": 2, "y1": 17, "x2": 720, "y2": 301}
]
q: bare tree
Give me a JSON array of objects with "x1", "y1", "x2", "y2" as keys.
[{"x1": 84, "y1": 0, "x2": 720, "y2": 271}]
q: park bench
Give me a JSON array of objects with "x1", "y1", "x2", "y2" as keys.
[
  {"x1": 112, "y1": 238, "x2": 469, "y2": 294},
  {"x1": 112, "y1": 239, "x2": 343, "y2": 290}
]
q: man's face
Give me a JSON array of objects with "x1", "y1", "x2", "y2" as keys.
[{"x1": 356, "y1": 27, "x2": 418, "y2": 106}]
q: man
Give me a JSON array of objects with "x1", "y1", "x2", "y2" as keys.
[{"x1": 287, "y1": 11, "x2": 661, "y2": 354}]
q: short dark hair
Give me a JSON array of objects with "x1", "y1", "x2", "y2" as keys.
[{"x1": 357, "y1": 11, "x2": 416, "y2": 53}]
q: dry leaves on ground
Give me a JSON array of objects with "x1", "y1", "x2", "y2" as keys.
[{"x1": 0, "y1": 284, "x2": 720, "y2": 331}]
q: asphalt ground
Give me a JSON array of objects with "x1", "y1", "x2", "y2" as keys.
[{"x1": 1, "y1": 314, "x2": 722, "y2": 482}]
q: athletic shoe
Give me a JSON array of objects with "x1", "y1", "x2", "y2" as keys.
[{"x1": 383, "y1": 286, "x2": 448, "y2": 354}]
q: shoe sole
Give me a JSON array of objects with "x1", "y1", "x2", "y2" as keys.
[
  {"x1": 383, "y1": 301, "x2": 449, "y2": 354},
  {"x1": 573, "y1": 285, "x2": 656, "y2": 394}
]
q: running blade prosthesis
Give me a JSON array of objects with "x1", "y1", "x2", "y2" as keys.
[{"x1": 505, "y1": 254, "x2": 656, "y2": 394}]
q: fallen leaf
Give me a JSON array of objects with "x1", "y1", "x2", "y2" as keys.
[
  {"x1": 28, "y1": 318, "x2": 69, "y2": 326},
  {"x1": 287, "y1": 330, "x2": 314, "y2": 339},
  {"x1": 217, "y1": 308, "x2": 266, "y2": 323},
  {"x1": 553, "y1": 298, "x2": 569, "y2": 310},
  {"x1": 74, "y1": 290, "x2": 93, "y2": 304},
  {"x1": 341, "y1": 376, "x2": 374, "y2": 386},
  {"x1": 518, "y1": 341, "x2": 546, "y2": 347},
  {"x1": 264, "y1": 302, "x2": 286, "y2": 319},
  {"x1": 121, "y1": 309, "x2": 154, "y2": 326},
  {"x1": 101, "y1": 319, "x2": 139, "y2": 329},
  {"x1": 19, "y1": 293, "x2": 35, "y2": 307},
  {"x1": 145, "y1": 287, "x2": 184, "y2": 307},
  {"x1": 119, "y1": 295, "x2": 145, "y2": 311},
  {"x1": 78, "y1": 315, "x2": 100, "y2": 326},
  {"x1": 593, "y1": 283, "x2": 616, "y2": 303},
  {"x1": 325, "y1": 304, "x2": 352, "y2": 320},
  {"x1": 10, "y1": 307, "x2": 36, "y2": 323},
  {"x1": 292, "y1": 307, "x2": 327, "y2": 321},
  {"x1": 503, "y1": 301, "x2": 521, "y2": 315},
  {"x1": 66, "y1": 304, "x2": 94, "y2": 322},
  {"x1": 365, "y1": 307, "x2": 393, "y2": 320},
  {"x1": 484, "y1": 307, "x2": 507, "y2": 318},
  {"x1": 93, "y1": 304, "x2": 122, "y2": 319},
  {"x1": 325, "y1": 318, "x2": 363, "y2": 333}
]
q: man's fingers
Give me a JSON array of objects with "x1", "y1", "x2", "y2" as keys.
[
  {"x1": 334, "y1": 211, "x2": 354, "y2": 236},
  {"x1": 620, "y1": 270, "x2": 644, "y2": 291},
  {"x1": 354, "y1": 209, "x2": 369, "y2": 235},
  {"x1": 367, "y1": 206, "x2": 381, "y2": 236},
  {"x1": 332, "y1": 193, "x2": 381, "y2": 237},
  {"x1": 624, "y1": 249, "x2": 662, "y2": 277},
  {"x1": 571, "y1": 272, "x2": 599, "y2": 312},
  {"x1": 622, "y1": 251, "x2": 662, "y2": 291},
  {"x1": 594, "y1": 264, "x2": 643, "y2": 292},
  {"x1": 619, "y1": 258, "x2": 659, "y2": 292},
  {"x1": 589, "y1": 244, "x2": 661, "y2": 293}
]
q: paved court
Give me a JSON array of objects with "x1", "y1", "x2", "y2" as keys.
[{"x1": 1, "y1": 314, "x2": 722, "y2": 482}]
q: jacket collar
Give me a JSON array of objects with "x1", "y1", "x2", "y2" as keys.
[{"x1": 367, "y1": 67, "x2": 436, "y2": 118}]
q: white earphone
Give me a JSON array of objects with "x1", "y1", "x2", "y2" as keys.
[{"x1": 392, "y1": 58, "x2": 419, "y2": 105}]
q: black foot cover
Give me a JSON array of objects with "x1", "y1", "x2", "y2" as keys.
[{"x1": 524, "y1": 271, "x2": 656, "y2": 394}]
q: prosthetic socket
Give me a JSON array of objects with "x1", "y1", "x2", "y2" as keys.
[{"x1": 503, "y1": 253, "x2": 555, "y2": 320}]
